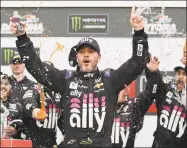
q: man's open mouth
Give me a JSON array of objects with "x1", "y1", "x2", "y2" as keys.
[
  {"x1": 83, "y1": 60, "x2": 90, "y2": 64},
  {"x1": 1, "y1": 89, "x2": 7, "y2": 94}
]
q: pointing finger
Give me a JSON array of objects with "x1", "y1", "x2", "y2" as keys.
[{"x1": 131, "y1": 5, "x2": 136, "y2": 18}]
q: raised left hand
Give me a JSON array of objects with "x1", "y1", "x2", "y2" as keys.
[{"x1": 130, "y1": 5, "x2": 144, "y2": 31}]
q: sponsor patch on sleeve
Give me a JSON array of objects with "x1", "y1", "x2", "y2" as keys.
[
  {"x1": 104, "y1": 68, "x2": 112, "y2": 77},
  {"x1": 23, "y1": 90, "x2": 33, "y2": 99}
]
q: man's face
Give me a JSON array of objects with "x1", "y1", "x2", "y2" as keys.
[
  {"x1": 10, "y1": 63, "x2": 25, "y2": 75},
  {"x1": 76, "y1": 47, "x2": 101, "y2": 72},
  {"x1": 175, "y1": 69, "x2": 186, "y2": 91},
  {"x1": 0, "y1": 77, "x2": 11, "y2": 99}
]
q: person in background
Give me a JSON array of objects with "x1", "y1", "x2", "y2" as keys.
[
  {"x1": 21, "y1": 61, "x2": 64, "y2": 148},
  {"x1": 152, "y1": 40, "x2": 187, "y2": 148},
  {"x1": 7, "y1": 54, "x2": 39, "y2": 139},
  {"x1": 111, "y1": 56, "x2": 162, "y2": 148},
  {"x1": 0, "y1": 72, "x2": 23, "y2": 139},
  {"x1": 9, "y1": 54, "x2": 37, "y2": 105}
]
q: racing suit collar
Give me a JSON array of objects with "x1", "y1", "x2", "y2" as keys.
[
  {"x1": 77, "y1": 68, "x2": 100, "y2": 79},
  {"x1": 11, "y1": 75, "x2": 28, "y2": 83}
]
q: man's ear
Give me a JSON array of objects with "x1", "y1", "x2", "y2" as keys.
[
  {"x1": 22, "y1": 63, "x2": 25, "y2": 68},
  {"x1": 76, "y1": 54, "x2": 78, "y2": 63},
  {"x1": 97, "y1": 54, "x2": 101, "y2": 63},
  {"x1": 10, "y1": 64, "x2": 13, "y2": 69}
]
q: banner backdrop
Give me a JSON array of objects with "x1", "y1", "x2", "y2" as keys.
[{"x1": 1, "y1": 7, "x2": 186, "y2": 37}]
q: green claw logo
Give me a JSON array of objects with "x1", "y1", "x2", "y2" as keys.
[
  {"x1": 71, "y1": 16, "x2": 82, "y2": 32},
  {"x1": 3, "y1": 48, "x2": 14, "y2": 64}
]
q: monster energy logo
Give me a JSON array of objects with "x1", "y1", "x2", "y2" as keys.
[
  {"x1": 3, "y1": 48, "x2": 14, "y2": 64},
  {"x1": 69, "y1": 15, "x2": 108, "y2": 34},
  {"x1": 71, "y1": 16, "x2": 82, "y2": 32}
]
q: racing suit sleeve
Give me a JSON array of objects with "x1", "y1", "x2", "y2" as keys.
[
  {"x1": 111, "y1": 29, "x2": 150, "y2": 94},
  {"x1": 22, "y1": 89, "x2": 40, "y2": 117},
  {"x1": 123, "y1": 69, "x2": 162, "y2": 147},
  {"x1": 135, "y1": 68, "x2": 162, "y2": 117},
  {"x1": 15, "y1": 33, "x2": 66, "y2": 93}
]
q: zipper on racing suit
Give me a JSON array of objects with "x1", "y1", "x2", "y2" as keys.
[{"x1": 87, "y1": 78, "x2": 93, "y2": 142}]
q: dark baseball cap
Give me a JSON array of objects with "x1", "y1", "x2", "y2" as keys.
[
  {"x1": 76, "y1": 37, "x2": 100, "y2": 54},
  {"x1": 10, "y1": 54, "x2": 23, "y2": 64},
  {"x1": 174, "y1": 66, "x2": 185, "y2": 72}
]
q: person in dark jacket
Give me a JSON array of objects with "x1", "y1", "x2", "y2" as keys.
[
  {"x1": 0, "y1": 72, "x2": 23, "y2": 139},
  {"x1": 8, "y1": 54, "x2": 39, "y2": 139},
  {"x1": 21, "y1": 84, "x2": 63, "y2": 148},
  {"x1": 152, "y1": 41, "x2": 187, "y2": 148},
  {"x1": 111, "y1": 57, "x2": 162, "y2": 148},
  {"x1": 20, "y1": 61, "x2": 64, "y2": 148},
  {"x1": 10, "y1": 6, "x2": 151, "y2": 148},
  {"x1": 9, "y1": 54, "x2": 37, "y2": 105}
]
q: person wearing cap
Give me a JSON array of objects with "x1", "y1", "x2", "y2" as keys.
[
  {"x1": 9, "y1": 54, "x2": 38, "y2": 104},
  {"x1": 10, "y1": 54, "x2": 25, "y2": 81},
  {"x1": 8, "y1": 54, "x2": 41, "y2": 139},
  {"x1": 0, "y1": 72, "x2": 23, "y2": 139},
  {"x1": 151, "y1": 41, "x2": 187, "y2": 148},
  {"x1": 10, "y1": 6, "x2": 154, "y2": 147}
]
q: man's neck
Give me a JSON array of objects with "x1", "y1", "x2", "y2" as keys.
[
  {"x1": 13, "y1": 73, "x2": 24, "y2": 82},
  {"x1": 80, "y1": 67, "x2": 98, "y2": 72}
]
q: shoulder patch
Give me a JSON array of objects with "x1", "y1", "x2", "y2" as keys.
[
  {"x1": 103, "y1": 68, "x2": 113, "y2": 77},
  {"x1": 65, "y1": 70, "x2": 73, "y2": 79},
  {"x1": 23, "y1": 90, "x2": 33, "y2": 99}
]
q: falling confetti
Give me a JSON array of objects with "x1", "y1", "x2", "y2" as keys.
[
  {"x1": 56, "y1": 41, "x2": 64, "y2": 51},
  {"x1": 48, "y1": 41, "x2": 64, "y2": 62}
]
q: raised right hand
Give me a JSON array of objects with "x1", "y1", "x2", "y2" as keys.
[
  {"x1": 130, "y1": 5, "x2": 144, "y2": 31},
  {"x1": 182, "y1": 41, "x2": 186, "y2": 65},
  {"x1": 10, "y1": 17, "x2": 26, "y2": 36}
]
